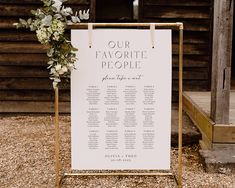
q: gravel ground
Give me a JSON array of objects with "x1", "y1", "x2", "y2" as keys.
[{"x1": 0, "y1": 116, "x2": 234, "y2": 188}]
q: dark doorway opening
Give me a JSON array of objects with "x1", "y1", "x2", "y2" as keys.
[{"x1": 96, "y1": 0, "x2": 134, "y2": 22}]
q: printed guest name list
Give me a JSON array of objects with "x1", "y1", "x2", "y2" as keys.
[{"x1": 71, "y1": 29, "x2": 172, "y2": 170}]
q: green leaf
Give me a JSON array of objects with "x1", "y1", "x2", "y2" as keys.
[
  {"x1": 42, "y1": 0, "x2": 52, "y2": 7},
  {"x1": 47, "y1": 64, "x2": 53, "y2": 69},
  {"x1": 19, "y1": 18, "x2": 27, "y2": 26},
  {"x1": 71, "y1": 47, "x2": 78, "y2": 51},
  {"x1": 47, "y1": 60, "x2": 54, "y2": 65},
  {"x1": 19, "y1": 18, "x2": 26, "y2": 24},
  {"x1": 27, "y1": 18, "x2": 32, "y2": 25},
  {"x1": 47, "y1": 48, "x2": 54, "y2": 57},
  {"x1": 13, "y1": 23, "x2": 19, "y2": 28},
  {"x1": 30, "y1": 9, "x2": 37, "y2": 15},
  {"x1": 51, "y1": 6, "x2": 57, "y2": 12},
  {"x1": 29, "y1": 25, "x2": 36, "y2": 31}
]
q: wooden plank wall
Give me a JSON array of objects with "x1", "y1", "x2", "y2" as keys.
[
  {"x1": 139, "y1": 0, "x2": 213, "y2": 99},
  {"x1": 0, "y1": 0, "x2": 94, "y2": 113},
  {"x1": 0, "y1": 0, "x2": 213, "y2": 112},
  {"x1": 96, "y1": 0, "x2": 134, "y2": 22}
]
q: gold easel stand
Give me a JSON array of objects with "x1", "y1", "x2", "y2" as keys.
[
  {"x1": 54, "y1": 87, "x2": 61, "y2": 188},
  {"x1": 54, "y1": 22, "x2": 183, "y2": 188}
]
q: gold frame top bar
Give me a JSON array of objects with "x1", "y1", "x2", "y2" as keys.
[{"x1": 68, "y1": 22, "x2": 183, "y2": 29}]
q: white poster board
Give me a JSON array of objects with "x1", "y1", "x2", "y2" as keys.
[{"x1": 71, "y1": 29, "x2": 172, "y2": 170}]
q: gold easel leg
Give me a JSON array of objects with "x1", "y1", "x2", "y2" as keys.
[
  {"x1": 178, "y1": 25, "x2": 184, "y2": 188},
  {"x1": 55, "y1": 87, "x2": 61, "y2": 188}
]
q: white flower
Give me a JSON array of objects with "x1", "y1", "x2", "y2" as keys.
[
  {"x1": 35, "y1": 9, "x2": 45, "y2": 18},
  {"x1": 50, "y1": 68, "x2": 56, "y2": 74},
  {"x1": 71, "y1": 11, "x2": 80, "y2": 23},
  {"x1": 47, "y1": 48, "x2": 54, "y2": 57},
  {"x1": 79, "y1": 9, "x2": 89, "y2": 20},
  {"x1": 56, "y1": 66, "x2": 66, "y2": 75},
  {"x1": 65, "y1": 7, "x2": 73, "y2": 14},
  {"x1": 71, "y1": 16, "x2": 80, "y2": 23},
  {"x1": 58, "y1": 69, "x2": 64, "y2": 75},
  {"x1": 41, "y1": 15, "x2": 52, "y2": 26},
  {"x1": 62, "y1": 66, "x2": 68, "y2": 73},
  {"x1": 48, "y1": 19, "x2": 64, "y2": 41},
  {"x1": 36, "y1": 27, "x2": 51, "y2": 44},
  {"x1": 47, "y1": 27, "x2": 53, "y2": 34},
  {"x1": 61, "y1": 6, "x2": 73, "y2": 16},
  {"x1": 67, "y1": 63, "x2": 74, "y2": 70},
  {"x1": 55, "y1": 64, "x2": 62, "y2": 71},
  {"x1": 51, "y1": 19, "x2": 64, "y2": 32},
  {"x1": 54, "y1": 78, "x2": 61, "y2": 82},
  {"x1": 53, "y1": 32, "x2": 60, "y2": 41},
  {"x1": 54, "y1": 14, "x2": 62, "y2": 19},
  {"x1": 52, "y1": 0, "x2": 63, "y2": 12}
]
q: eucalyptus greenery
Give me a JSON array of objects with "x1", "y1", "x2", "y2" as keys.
[{"x1": 14, "y1": 0, "x2": 89, "y2": 89}]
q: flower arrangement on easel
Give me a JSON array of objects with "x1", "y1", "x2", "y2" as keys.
[{"x1": 14, "y1": 0, "x2": 89, "y2": 89}]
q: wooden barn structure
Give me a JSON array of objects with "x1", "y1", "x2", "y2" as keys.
[
  {"x1": 182, "y1": 0, "x2": 235, "y2": 151},
  {"x1": 0, "y1": 0, "x2": 213, "y2": 112},
  {"x1": 0, "y1": 0, "x2": 234, "y2": 148}
]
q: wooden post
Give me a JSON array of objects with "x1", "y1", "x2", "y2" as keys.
[
  {"x1": 90, "y1": 0, "x2": 96, "y2": 22},
  {"x1": 211, "y1": 0, "x2": 234, "y2": 124}
]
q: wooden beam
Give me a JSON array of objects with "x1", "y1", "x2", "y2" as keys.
[
  {"x1": 213, "y1": 124, "x2": 235, "y2": 143},
  {"x1": 143, "y1": 0, "x2": 211, "y2": 6},
  {"x1": 211, "y1": 0, "x2": 234, "y2": 124},
  {"x1": 183, "y1": 92, "x2": 214, "y2": 149}
]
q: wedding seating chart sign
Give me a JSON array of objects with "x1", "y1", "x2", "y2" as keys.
[{"x1": 71, "y1": 29, "x2": 172, "y2": 170}]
